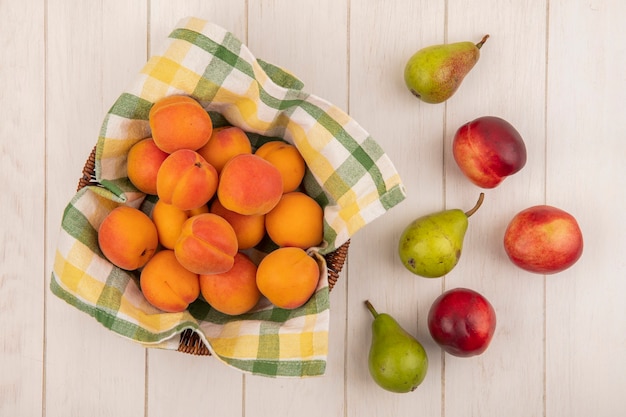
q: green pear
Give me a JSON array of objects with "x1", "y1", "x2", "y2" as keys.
[
  {"x1": 404, "y1": 35, "x2": 489, "y2": 104},
  {"x1": 398, "y1": 193, "x2": 484, "y2": 278},
  {"x1": 365, "y1": 300, "x2": 428, "y2": 393}
]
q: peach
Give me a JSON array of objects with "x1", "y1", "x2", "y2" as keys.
[
  {"x1": 210, "y1": 199, "x2": 265, "y2": 250},
  {"x1": 126, "y1": 138, "x2": 169, "y2": 195},
  {"x1": 504, "y1": 205, "x2": 583, "y2": 274},
  {"x1": 453, "y1": 116, "x2": 527, "y2": 189},
  {"x1": 149, "y1": 95, "x2": 213, "y2": 153},
  {"x1": 217, "y1": 154, "x2": 283, "y2": 216},
  {"x1": 265, "y1": 191, "x2": 324, "y2": 249},
  {"x1": 140, "y1": 249, "x2": 200, "y2": 313},
  {"x1": 197, "y1": 126, "x2": 252, "y2": 173},
  {"x1": 199, "y1": 252, "x2": 261, "y2": 316},
  {"x1": 256, "y1": 247, "x2": 320, "y2": 310},
  {"x1": 255, "y1": 141, "x2": 306, "y2": 193},
  {"x1": 174, "y1": 213, "x2": 239, "y2": 275},
  {"x1": 156, "y1": 149, "x2": 218, "y2": 211},
  {"x1": 97, "y1": 206, "x2": 158, "y2": 270}
]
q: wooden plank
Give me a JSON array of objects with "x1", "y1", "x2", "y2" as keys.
[
  {"x1": 243, "y1": 1, "x2": 349, "y2": 416},
  {"x1": 248, "y1": 0, "x2": 348, "y2": 107},
  {"x1": 145, "y1": 350, "x2": 244, "y2": 417},
  {"x1": 443, "y1": 1, "x2": 548, "y2": 416},
  {"x1": 44, "y1": 2, "x2": 148, "y2": 416},
  {"x1": 148, "y1": 1, "x2": 247, "y2": 48},
  {"x1": 347, "y1": 0, "x2": 446, "y2": 415},
  {"x1": 546, "y1": 2, "x2": 626, "y2": 416},
  {"x1": 144, "y1": 4, "x2": 247, "y2": 417},
  {"x1": 0, "y1": 0, "x2": 45, "y2": 415}
]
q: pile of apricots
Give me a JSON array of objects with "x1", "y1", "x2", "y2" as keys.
[{"x1": 97, "y1": 95, "x2": 325, "y2": 315}]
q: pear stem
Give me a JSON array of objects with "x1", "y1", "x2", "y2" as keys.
[
  {"x1": 476, "y1": 34, "x2": 490, "y2": 49},
  {"x1": 364, "y1": 300, "x2": 379, "y2": 318},
  {"x1": 464, "y1": 192, "x2": 485, "y2": 218}
]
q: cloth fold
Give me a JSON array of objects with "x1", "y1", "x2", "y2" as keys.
[{"x1": 50, "y1": 16, "x2": 405, "y2": 378}]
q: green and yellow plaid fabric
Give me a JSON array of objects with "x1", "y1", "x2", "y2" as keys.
[{"x1": 50, "y1": 17, "x2": 406, "y2": 378}]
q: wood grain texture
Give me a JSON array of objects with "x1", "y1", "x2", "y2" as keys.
[
  {"x1": 347, "y1": 1, "x2": 446, "y2": 416},
  {"x1": 148, "y1": 0, "x2": 248, "y2": 48},
  {"x1": 546, "y1": 2, "x2": 626, "y2": 417},
  {"x1": 44, "y1": 2, "x2": 148, "y2": 417},
  {"x1": 0, "y1": 1, "x2": 45, "y2": 416},
  {"x1": 0, "y1": 1, "x2": 620, "y2": 416}
]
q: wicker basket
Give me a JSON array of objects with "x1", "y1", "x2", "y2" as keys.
[{"x1": 78, "y1": 145, "x2": 350, "y2": 356}]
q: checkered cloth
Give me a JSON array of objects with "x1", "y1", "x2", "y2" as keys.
[{"x1": 50, "y1": 17, "x2": 405, "y2": 377}]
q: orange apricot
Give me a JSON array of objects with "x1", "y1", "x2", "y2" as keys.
[
  {"x1": 174, "y1": 213, "x2": 239, "y2": 275},
  {"x1": 149, "y1": 95, "x2": 213, "y2": 153},
  {"x1": 210, "y1": 199, "x2": 266, "y2": 250},
  {"x1": 151, "y1": 200, "x2": 189, "y2": 249},
  {"x1": 199, "y1": 252, "x2": 261, "y2": 316},
  {"x1": 265, "y1": 191, "x2": 324, "y2": 249},
  {"x1": 152, "y1": 200, "x2": 210, "y2": 249},
  {"x1": 256, "y1": 247, "x2": 320, "y2": 310},
  {"x1": 186, "y1": 204, "x2": 209, "y2": 217},
  {"x1": 126, "y1": 138, "x2": 169, "y2": 195},
  {"x1": 156, "y1": 149, "x2": 218, "y2": 211},
  {"x1": 217, "y1": 154, "x2": 283, "y2": 216},
  {"x1": 140, "y1": 249, "x2": 200, "y2": 313},
  {"x1": 197, "y1": 126, "x2": 252, "y2": 173},
  {"x1": 97, "y1": 206, "x2": 158, "y2": 270},
  {"x1": 255, "y1": 141, "x2": 306, "y2": 193}
]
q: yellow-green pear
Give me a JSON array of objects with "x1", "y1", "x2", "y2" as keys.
[
  {"x1": 365, "y1": 300, "x2": 428, "y2": 393},
  {"x1": 404, "y1": 35, "x2": 489, "y2": 104},
  {"x1": 398, "y1": 193, "x2": 484, "y2": 278}
]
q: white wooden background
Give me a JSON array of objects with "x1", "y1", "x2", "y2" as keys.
[{"x1": 2, "y1": 1, "x2": 625, "y2": 416}]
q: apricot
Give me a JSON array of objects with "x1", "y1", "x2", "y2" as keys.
[
  {"x1": 255, "y1": 141, "x2": 306, "y2": 193},
  {"x1": 265, "y1": 191, "x2": 324, "y2": 249},
  {"x1": 156, "y1": 149, "x2": 218, "y2": 211},
  {"x1": 186, "y1": 204, "x2": 209, "y2": 217},
  {"x1": 217, "y1": 154, "x2": 283, "y2": 216},
  {"x1": 149, "y1": 95, "x2": 213, "y2": 153},
  {"x1": 256, "y1": 247, "x2": 320, "y2": 310},
  {"x1": 174, "y1": 213, "x2": 239, "y2": 275},
  {"x1": 199, "y1": 252, "x2": 261, "y2": 316},
  {"x1": 197, "y1": 126, "x2": 252, "y2": 173},
  {"x1": 140, "y1": 249, "x2": 200, "y2": 313},
  {"x1": 151, "y1": 200, "x2": 188, "y2": 249},
  {"x1": 97, "y1": 206, "x2": 158, "y2": 270},
  {"x1": 151, "y1": 200, "x2": 211, "y2": 249},
  {"x1": 126, "y1": 138, "x2": 169, "y2": 195},
  {"x1": 210, "y1": 199, "x2": 265, "y2": 250}
]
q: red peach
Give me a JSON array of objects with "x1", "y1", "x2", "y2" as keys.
[
  {"x1": 453, "y1": 116, "x2": 527, "y2": 189},
  {"x1": 504, "y1": 205, "x2": 583, "y2": 274},
  {"x1": 428, "y1": 288, "x2": 497, "y2": 357}
]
